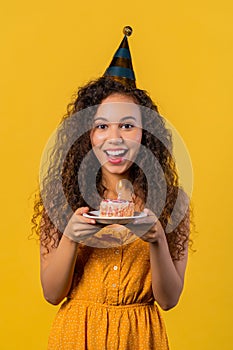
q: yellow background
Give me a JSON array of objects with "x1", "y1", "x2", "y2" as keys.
[{"x1": 1, "y1": 0, "x2": 233, "y2": 349}]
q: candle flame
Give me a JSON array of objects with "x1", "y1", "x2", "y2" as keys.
[{"x1": 118, "y1": 180, "x2": 123, "y2": 190}]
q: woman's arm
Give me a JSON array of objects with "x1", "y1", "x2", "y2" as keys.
[
  {"x1": 149, "y1": 230, "x2": 188, "y2": 310},
  {"x1": 40, "y1": 207, "x2": 97, "y2": 305},
  {"x1": 40, "y1": 234, "x2": 79, "y2": 305},
  {"x1": 129, "y1": 208, "x2": 189, "y2": 311}
]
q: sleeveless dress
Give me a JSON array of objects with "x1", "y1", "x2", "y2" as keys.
[{"x1": 47, "y1": 227, "x2": 169, "y2": 350}]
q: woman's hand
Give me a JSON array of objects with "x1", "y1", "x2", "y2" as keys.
[
  {"x1": 127, "y1": 209, "x2": 165, "y2": 243},
  {"x1": 63, "y1": 207, "x2": 104, "y2": 243}
]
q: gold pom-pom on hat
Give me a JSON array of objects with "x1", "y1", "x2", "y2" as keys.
[{"x1": 123, "y1": 26, "x2": 133, "y2": 36}]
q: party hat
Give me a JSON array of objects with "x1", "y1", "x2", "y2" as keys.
[{"x1": 104, "y1": 26, "x2": 136, "y2": 88}]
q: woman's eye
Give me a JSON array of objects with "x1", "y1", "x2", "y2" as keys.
[
  {"x1": 95, "y1": 124, "x2": 108, "y2": 130},
  {"x1": 120, "y1": 123, "x2": 134, "y2": 129}
]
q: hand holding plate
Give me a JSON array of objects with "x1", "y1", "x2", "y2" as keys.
[{"x1": 127, "y1": 209, "x2": 165, "y2": 243}]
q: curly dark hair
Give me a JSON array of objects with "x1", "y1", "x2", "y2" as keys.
[{"x1": 32, "y1": 76, "x2": 191, "y2": 260}]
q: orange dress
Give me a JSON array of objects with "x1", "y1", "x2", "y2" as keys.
[{"x1": 48, "y1": 228, "x2": 169, "y2": 350}]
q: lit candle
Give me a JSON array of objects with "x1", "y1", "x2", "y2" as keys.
[
  {"x1": 116, "y1": 179, "x2": 134, "y2": 201},
  {"x1": 117, "y1": 180, "x2": 123, "y2": 199}
]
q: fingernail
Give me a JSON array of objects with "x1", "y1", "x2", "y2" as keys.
[{"x1": 91, "y1": 220, "x2": 95, "y2": 224}]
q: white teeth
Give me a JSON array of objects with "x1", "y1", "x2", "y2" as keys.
[{"x1": 106, "y1": 150, "x2": 126, "y2": 156}]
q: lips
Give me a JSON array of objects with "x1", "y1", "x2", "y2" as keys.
[{"x1": 104, "y1": 149, "x2": 128, "y2": 164}]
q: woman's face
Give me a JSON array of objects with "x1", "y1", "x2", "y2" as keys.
[{"x1": 90, "y1": 94, "x2": 142, "y2": 176}]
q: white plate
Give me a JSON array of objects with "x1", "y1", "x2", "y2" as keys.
[{"x1": 83, "y1": 211, "x2": 147, "y2": 224}]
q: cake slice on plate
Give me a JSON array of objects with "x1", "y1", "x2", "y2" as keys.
[{"x1": 99, "y1": 199, "x2": 134, "y2": 217}]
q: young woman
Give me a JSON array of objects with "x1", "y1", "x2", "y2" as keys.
[{"x1": 32, "y1": 75, "x2": 190, "y2": 349}]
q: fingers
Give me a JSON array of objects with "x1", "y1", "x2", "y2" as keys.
[
  {"x1": 139, "y1": 219, "x2": 165, "y2": 243},
  {"x1": 143, "y1": 208, "x2": 158, "y2": 220},
  {"x1": 75, "y1": 207, "x2": 89, "y2": 215},
  {"x1": 140, "y1": 233, "x2": 158, "y2": 243},
  {"x1": 64, "y1": 206, "x2": 105, "y2": 243},
  {"x1": 139, "y1": 223, "x2": 159, "y2": 242},
  {"x1": 64, "y1": 221, "x2": 102, "y2": 242},
  {"x1": 126, "y1": 213, "x2": 161, "y2": 241},
  {"x1": 74, "y1": 207, "x2": 96, "y2": 225},
  {"x1": 131, "y1": 216, "x2": 156, "y2": 228}
]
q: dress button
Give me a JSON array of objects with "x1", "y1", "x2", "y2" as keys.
[
  {"x1": 114, "y1": 249, "x2": 120, "y2": 254},
  {"x1": 113, "y1": 265, "x2": 118, "y2": 270},
  {"x1": 112, "y1": 283, "x2": 116, "y2": 288}
]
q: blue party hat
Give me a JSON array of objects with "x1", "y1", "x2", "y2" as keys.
[{"x1": 104, "y1": 26, "x2": 136, "y2": 88}]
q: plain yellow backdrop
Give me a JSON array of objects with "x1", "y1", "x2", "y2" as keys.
[{"x1": 1, "y1": 0, "x2": 233, "y2": 349}]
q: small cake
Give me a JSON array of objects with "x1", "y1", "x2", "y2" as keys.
[{"x1": 99, "y1": 199, "x2": 134, "y2": 217}]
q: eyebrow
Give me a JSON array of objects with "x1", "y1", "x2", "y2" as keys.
[{"x1": 94, "y1": 116, "x2": 137, "y2": 122}]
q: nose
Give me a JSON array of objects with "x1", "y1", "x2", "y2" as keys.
[
  {"x1": 108, "y1": 124, "x2": 123, "y2": 145},
  {"x1": 109, "y1": 137, "x2": 123, "y2": 145}
]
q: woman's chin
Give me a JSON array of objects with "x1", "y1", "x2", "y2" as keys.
[{"x1": 102, "y1": 161, "x2": 132, "y2": 175}]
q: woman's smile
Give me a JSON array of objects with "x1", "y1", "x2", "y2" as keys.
[{"x1": 104, "y1": 147, "x2": 128, "y2": 164}]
